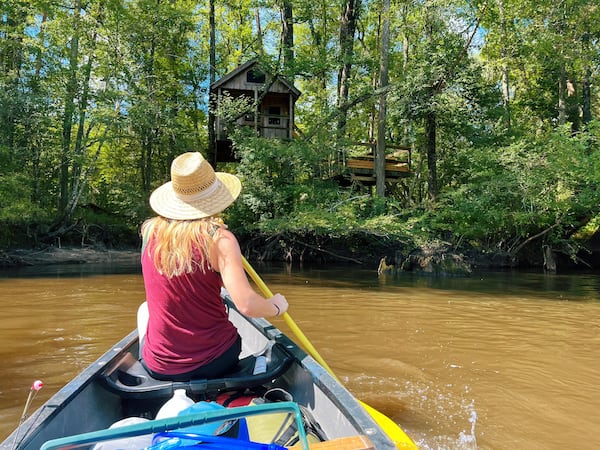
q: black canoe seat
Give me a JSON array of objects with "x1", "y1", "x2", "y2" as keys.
[{"x1": 100, "y1": 342, "x2": 294, "y2": 400}]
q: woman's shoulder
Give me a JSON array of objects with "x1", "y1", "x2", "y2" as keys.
[
  {"x1": 209, "y1": 226, "x2": 242, "y2": 272},
  {"x1": 213, "y1": 226, "x2": 237, "y2": 242},
  {"x1": 212, "y1": 226, "x2": 242, "y2": 253}
]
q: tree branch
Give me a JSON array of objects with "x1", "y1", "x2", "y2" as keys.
[
  {"x1": 302, "y1": 85, "x2": 392, "y2": 142},
  {"x1": 509, "y1": 221, "x2": 561, "y2": 256},
  {"x1": 288, "y1": 237, "x2": 364, "y2": 264}
]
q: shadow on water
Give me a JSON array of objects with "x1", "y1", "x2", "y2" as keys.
[
  {"x1": 0, "y1": 261, "x2": 142, "y2": 279},
  {"x1": 259, "y1": 262, "x2": 600, "y2": 302},
  {"x1": 2, "y1": 259, "x2": 598, "y2": 302}
]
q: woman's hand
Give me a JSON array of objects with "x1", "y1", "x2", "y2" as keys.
[{"x1": 269, "y1": 293, "x2": 288, "y2": 317}]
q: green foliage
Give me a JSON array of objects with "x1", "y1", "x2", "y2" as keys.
[
  {"x1": 0, "y1": 172, "x2": 49, "y2": 223},
  {"x1": 228, "y1": 131, "x2": 324, "y2": 224},
  {"x1": 431, "y1": 122, "x2": 600, "y2": 253},
  {"x1": 0, "y1": 168, "x2": 52, "y2": 246},
  {"x1": 0, "y1": 0, "x2": 599, "y2": 265},
  {"x1": 73, "y1": 205, "x2": 140, "y2": 247}
]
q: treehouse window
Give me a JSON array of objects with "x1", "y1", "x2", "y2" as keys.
[
  {"x1": 268, "y1": 106, "x2": 281, "y2": 125},
  {"x1": 246, "y1": 70, "x2": 266, "y2": 84}
]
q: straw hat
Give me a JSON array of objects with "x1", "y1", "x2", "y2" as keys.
[{"x1": 149, "y1": 152, "x2": 241, "y2": 220}]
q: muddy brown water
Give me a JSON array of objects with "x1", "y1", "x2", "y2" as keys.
[{"x1": 0, "y1": 262, "x2": 598, "y2": 449}]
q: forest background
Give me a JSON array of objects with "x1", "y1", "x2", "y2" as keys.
[{"x1": 1, "y1": 0, "x2": 599, "y2": 271}]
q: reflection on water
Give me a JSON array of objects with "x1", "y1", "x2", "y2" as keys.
[
  {"x1": 1, "y1": 262, "x2": 599, "y2": 450},
  {"x1": 0, "y1": 260, "x2": 141, "y2": 279},
  {"x1": 272, "y1": 264, "x2": 600, "y2": 301}
]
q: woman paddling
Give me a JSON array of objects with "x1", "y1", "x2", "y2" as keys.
[{"x1": 139, "y1": 152, "x2": 288, "y2": 381}]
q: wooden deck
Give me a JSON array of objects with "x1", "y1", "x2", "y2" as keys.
[{"x1": 346, "y1": 155, "x2": 410, "y2": 184}]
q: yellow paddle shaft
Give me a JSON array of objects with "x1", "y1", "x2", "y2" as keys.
[
  {"x1": 241, "y1": 257, "x2": 338, "y2": 379},
  {"x1": 241, "y1": 257, "x2": 418, "y2": 449}
]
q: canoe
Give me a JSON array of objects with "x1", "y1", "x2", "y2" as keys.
[{"x1": 0, "y1": 297, "x2": 401, "y2": 450}]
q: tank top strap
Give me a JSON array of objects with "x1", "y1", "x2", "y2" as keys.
[
  {"x1": 208, "y1": 222, "x2": 223, "y2": 238},
  {"x1": 141, "y1": 227, "x2": 151, "y2": 257}
]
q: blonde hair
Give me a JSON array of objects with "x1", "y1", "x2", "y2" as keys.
[{"x1": 141, "y1": 216, "x2": 224, "y2": 278}]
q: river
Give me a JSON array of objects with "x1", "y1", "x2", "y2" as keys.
[{"x1": 0, "y1": 261, "x2": 599, "y2": 449}]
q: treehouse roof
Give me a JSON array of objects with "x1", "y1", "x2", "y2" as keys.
[{"x1": 210, "y1": 59, "x2": 301, "y2": 99}]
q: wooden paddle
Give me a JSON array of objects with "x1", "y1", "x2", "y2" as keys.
[{"x1": 241, "y1": 257, "x2": 418, "y2": 450}]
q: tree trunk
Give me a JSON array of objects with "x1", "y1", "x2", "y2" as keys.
[
  {"x1": 141, "y1": 32, "x2": 157, "y2": 194},
  {"x1": 423, "y1": 5, "x2": 438, "y2": 203},
  {"x1": 309, "y1": 14, "x2": 325, "y2": 91},
  {"x1": 0, "y1": 5, "x2": 25, "y2": 153},
  {"x1": 582, "y1": 67, "x2": 592, "y2": 125},
  {"x1": 368, "y1": 14, "x2": 381, "y2": 143},
  {"x1": 543, "y1": 245, "x2": 557, "y2": 273},
  {"x1": 59, "y1": 0, "x2": 81, "y2": 215},
  {"x1": 65, "y1": 127, "x2": 109, "y2": 221},
  {"x1": 336, "y1": 0, "x2": 360, "y2": 140},
  {"x1": 141, "y1": 131, "x2": 154, "y2": 195},
  {"x1": 425, "y1": 106, "x2": 437, "y2": 202},
  {"x1": 558, "y1": 63, "x2": 567, "y2": 126},
  {"x1": 30, "y1": 10, "x2": 47, "y2": 204},
  {"x1": 567, "y1": 78, "x2": 579, "y2": 133},
  {"x1": 499, "y1": 0, "x2": 511, "y2": 130},
  {"x1": 279, "y1": 0, "x2": 294, "y2": 68},
  {"x1": 72, "y1": 28, "x2": 98, "y2": 198},
  {"x1": 255, "y1": 6, "x2": 264, "y2": 55},
  {"x1": 556, "y1": 2, "x2": 568, "y2": 127},
  {"x1": 399, "y1": 3, "x2": 411, "y2": 144},
  {"x1": 207, "y1": 0, "x2": 217, "y2": 167},
  {"x1": 501, "y1": 65, "x2": 511, "y2": 130},
  {"x1": 375, "y1": 0, "x2": 390, "y2": 198}
]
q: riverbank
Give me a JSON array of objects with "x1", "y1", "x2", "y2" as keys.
[
  {"x1": 1, "y1": 233, "x2": 596, "y2": 274},
  {"x1": 0, "y1": 241, "x2": 472, "y2": 274},
  {"x1": 3, "y1": 243, "x2": 480, "y2": 277}
]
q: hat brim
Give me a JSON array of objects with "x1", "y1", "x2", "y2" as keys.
[{"x1": 149, "y1": 173, "x2": 241, "y2": 220}]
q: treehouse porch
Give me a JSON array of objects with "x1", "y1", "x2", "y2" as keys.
[{"x1": 341, "y1": 142, "x2": 412, "y2": 186}]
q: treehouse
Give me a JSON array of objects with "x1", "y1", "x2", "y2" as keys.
[{"x1": 210, "y1": 60, "x2": 301, "y2": 163}]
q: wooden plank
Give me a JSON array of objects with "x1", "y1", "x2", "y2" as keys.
[
  {"x1": 289, "y1": 435, "x2": 375, "y2": 450},
  {"x1": 347, "y1": 159, "x2": 409, "y2": 173}
]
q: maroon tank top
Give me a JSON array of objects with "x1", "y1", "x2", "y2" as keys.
[{"x1": 141, "y1": 238, "x2": 238, "y2": 375}]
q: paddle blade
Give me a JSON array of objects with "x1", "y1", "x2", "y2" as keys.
[{"x1": 359, "y1": 400, "x2": 418, "y2": 449}]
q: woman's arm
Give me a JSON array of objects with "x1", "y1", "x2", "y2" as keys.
[{"x1": 212, "y1": 229, "x2": 288, "y2": 318}]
